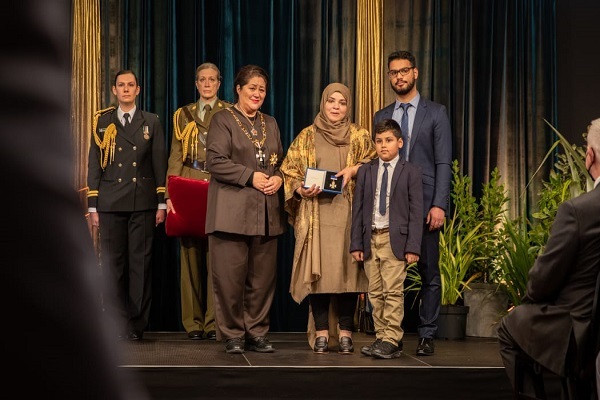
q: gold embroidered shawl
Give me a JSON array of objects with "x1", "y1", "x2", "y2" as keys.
[{"x1": 281, "y1": 124, "x2": 376, "y2": 303}]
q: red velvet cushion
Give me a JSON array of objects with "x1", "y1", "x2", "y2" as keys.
[{"x1": 165, "y1": 175, "x2": 209, "y2": 238}]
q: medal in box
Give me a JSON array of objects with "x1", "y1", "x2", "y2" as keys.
[{"x1": 303, "y1": 167, "x2": 342, "y2": 194}]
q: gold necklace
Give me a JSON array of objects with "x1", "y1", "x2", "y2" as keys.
[
  {"x1": 235, "y1": 104, "x2": 259, "y2": 136},
  {"x1": 227, "y1": 107, "x2": 268, "y2": 169},
  {"x1": 227, "y1": 106, "x2": 267, "y2": 149}
]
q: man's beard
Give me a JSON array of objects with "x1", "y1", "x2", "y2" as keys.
[{"x1": 391, "y1": 79, "x2": 416, "y2": 96}]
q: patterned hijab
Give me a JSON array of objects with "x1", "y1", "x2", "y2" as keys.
[{"x1": 313, "y1": 83, "x2": 352, "y2": 146}]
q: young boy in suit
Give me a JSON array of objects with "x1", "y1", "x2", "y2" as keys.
[{"x1": 350, "y1": 119, "x2": 423, "y2": 359}]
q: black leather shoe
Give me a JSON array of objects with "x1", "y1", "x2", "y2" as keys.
[
  {"x1": 360, "y1": 339, "x2": 382, "y2": 356},
  {"x1": 313, "y1": 336, "x2": 329, "y2": 354},
  {"x1": 205, "y1": 330, "x2": 217, "y2": 340},
  {"x1": 416, "y1": 337, "x2": 434, "y2": 356},
  {"x1": 245, "y1": 336, "x2": 275, "y2": 353},
  {"x1": 225, "y1": 337, "x2": 245, "y2": 354},
  {"x1": 338, "y1": 336, "x2": 354, "y2": 354},
  {"x1": 188, "y1": 330, "x2": 203, "y2": 340},
  {"x1": 372, "y1": 340, "x2": 402, "y2": 359},
  {"x1": 127, "y1": 331, "x2": 143, "y2": 341}
]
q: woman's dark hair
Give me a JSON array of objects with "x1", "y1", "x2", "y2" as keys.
[
  {"x1": 113, "y1": 69, "x2": 139, "y2": 86},
  {"x1": 233, "y1": 65, "x2": 269, "y2": 102}
]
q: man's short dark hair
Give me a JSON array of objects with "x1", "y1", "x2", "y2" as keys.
[{"x1": 388, "y1": 50, "x2": 416, "y2": 69}]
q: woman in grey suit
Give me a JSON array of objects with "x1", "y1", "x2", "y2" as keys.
[{"x1": 206, "y1": 65, "x2": 286, "y2": 354}]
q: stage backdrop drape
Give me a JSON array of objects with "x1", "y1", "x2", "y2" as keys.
[
  {"x1": 71, "y1": 0, "x2": 101, "y2": 207},
  {"x1": 96, "y1": 0, "x2": 360, "y2": 331},
  {"x1": 71, "y1": 0, "x2": 103, "y2": 277},
  {"x1": 381, "y1": 0, "x2": 556, "y2": 218},
  {"x1": 73, "y1": 0, "x2": 557, "y2": 331}
]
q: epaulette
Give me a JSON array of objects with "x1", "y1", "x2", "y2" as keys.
[{"x1": 92, "y1": 106, "x2": 118, "y2": 170}]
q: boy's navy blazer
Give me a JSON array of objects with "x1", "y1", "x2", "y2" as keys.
[{"x1": 350, "y1": 157, "x2": 424, "y2": 261}]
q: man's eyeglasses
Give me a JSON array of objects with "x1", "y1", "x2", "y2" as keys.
[{"x1": 387, "y1": 67, "x2": 415, "y2": 78}]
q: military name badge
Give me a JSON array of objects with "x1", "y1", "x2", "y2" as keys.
[
  {"x1": 269, "y1": 153, "x2": 278, "y2": 166},
  {"x1": 143, "y1": 125, "x2": 150, "y2": 140}
]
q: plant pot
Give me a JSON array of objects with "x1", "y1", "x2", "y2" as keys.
[
  {"x1": 436, "y1": 304, "x2": 469, "y2": 340},
  {"x1": 463, "y1": 283, "x2": 509, "y2": 338}
]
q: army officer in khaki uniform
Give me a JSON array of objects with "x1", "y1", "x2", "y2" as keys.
[
  {"x1": 87, "y1": 69, "x2": 167, "y2": 341},
  {"x1": 165, "y1": 63, "x2": 231, "y2": 340}
]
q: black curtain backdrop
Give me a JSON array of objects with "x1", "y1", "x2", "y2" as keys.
[{"x1": 100, "y1": 0, "x2": 557, "y2": 332}]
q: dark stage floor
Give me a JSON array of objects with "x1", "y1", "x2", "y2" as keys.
[{"x1": 117, "y1": 331, "x2": 540, "y2": 399}]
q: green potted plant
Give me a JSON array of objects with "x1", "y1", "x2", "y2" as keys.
[
  {"x1": 436, "y1": 161, "x2": 488, "y2": 339},
  {"x1": 496, "y1": 120, "x2": 591, "y2": 310},
  {"x1": 408, "y1": 120, "x2": 590, "y2": 338},
  {"x1": 463, "y1": 167, "x2": 511, "y2": 337}
]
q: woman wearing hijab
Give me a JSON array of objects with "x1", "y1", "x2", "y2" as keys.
[{"x1": 281, "y1": 83, "x2": 376, "y2": 354}]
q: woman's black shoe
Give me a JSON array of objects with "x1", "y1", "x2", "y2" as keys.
[
  {"x1": 338, "y1": 336, "x2": 354, "y2": 354},
  {"x1": 313, "y1": 336, "x2": 329, "y2": 354}
]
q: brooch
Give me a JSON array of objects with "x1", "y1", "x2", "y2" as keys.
[{"x1": 269, "y1": 153, "x2": 278, "y2": 166}]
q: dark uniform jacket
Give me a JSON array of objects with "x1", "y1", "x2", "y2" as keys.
[{"x1": 87, "y1": 107, "x2": 167, "y2": 211}]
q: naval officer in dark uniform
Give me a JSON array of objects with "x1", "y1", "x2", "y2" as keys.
[{"x1": 87, "y1": 69, "x2": 167, "y2": 341}]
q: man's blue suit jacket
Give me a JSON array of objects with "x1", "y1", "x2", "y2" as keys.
[{"x1": 373, "y1": 97, "x2": 452, "y2": 217}]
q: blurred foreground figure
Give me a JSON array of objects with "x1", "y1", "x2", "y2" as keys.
[
  {"x1": 0, "y1": 1, "x2": 148, "y2": 398},
  {"x1": 498, "y1": 118, "x2": 600, "y2": 398}
]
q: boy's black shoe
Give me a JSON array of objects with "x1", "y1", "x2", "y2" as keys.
[
  {"x1": 372, "y1": 341, "x2": 402, "y2": 359},
  {"x1": 360, "y1": 338, "x2": 382, "y2": 356}
]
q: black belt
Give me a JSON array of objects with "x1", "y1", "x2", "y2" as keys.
[
  {"x1": 372, "y1": 227, "x2": 389, "y2": 234},
  {"x1": 183, "y1": 159, "x2": 207, "y2": 172}
]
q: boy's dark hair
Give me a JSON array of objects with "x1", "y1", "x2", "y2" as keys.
[
  {"x1": 373, "y1": 119, "x2": 402, "y2": 140},
  {"x1": 387, "y1": 50, "x2": 416, "y2": 69},
  {"x1": 113, "y1": 69, "x2": 139, "y2": 86}
]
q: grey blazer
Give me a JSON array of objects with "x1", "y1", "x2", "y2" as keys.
[{"x1": 205, "y1": 108, "x2": 286, "y2": 237}]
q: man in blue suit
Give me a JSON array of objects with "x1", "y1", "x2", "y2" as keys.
[{"x1": 373, "y1": 50, "x2": 452, "y2": 356}]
